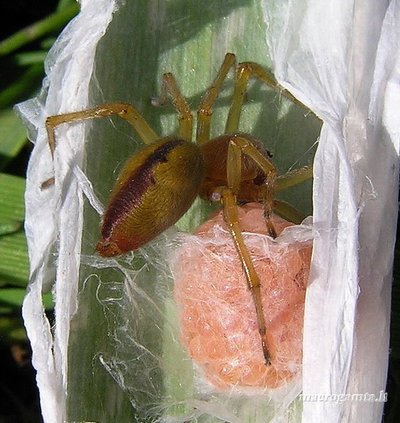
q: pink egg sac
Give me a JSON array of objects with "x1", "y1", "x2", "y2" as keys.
[{"x1": 172, "y1": 203, "x2": 312, "y2": 392}]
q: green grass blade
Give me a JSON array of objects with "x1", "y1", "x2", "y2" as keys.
[
  {"x1": 0, "y1": 173, "x2": 28, "y2": 288},
  {"x1": 15, "y1": 51, "x2": 48, "y2": 66},
  {"x1": 0, "y1": 2, "x2": 79, "y2": 56},
  {"x1": 0, "y1": 315, "x2": 27, "y2": 340},
  {"x1": 0, "y1": 109, "x2": 29, "y2": 169},
  {"x1": 0, "y1": 64, "x2": 44, "y2": 109}
]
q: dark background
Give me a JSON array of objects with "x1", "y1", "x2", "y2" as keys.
[{"x1": 1, "y1": 2, "x2": 60, "y2": 422}]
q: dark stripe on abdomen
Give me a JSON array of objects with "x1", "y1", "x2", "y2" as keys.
[{"x1": 101, "y1": 138, "x2": 185, "y2": 239}]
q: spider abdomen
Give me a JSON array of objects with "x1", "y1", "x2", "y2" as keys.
[{"x1": 96, "y1": 137, "x2": 205, "y2": 256}]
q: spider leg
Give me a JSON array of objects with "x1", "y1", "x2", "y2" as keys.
[
  {"x1": 276, "y1": 165, "x2": 313, "y2": 192},
  {"x1": 228, "y1": 134, "x2": 277, "y2": 238},
  {"x1": 196, "y1": 53, "x2": 236, "y2": 144},
  {"x1": 220, "y1": 187, "x2": 275, "y2": 365},
  {"x1": 218, "y1": 133, "x2": 287, "y2": 364},
  {"x1": 152, "y1": 72, "x2": 193, "y2": 142},
  {"x1": 273, "y1": 165, "x2": 314, "y2": 223},
  {"x1": 45, "y1": 103, "x2": 159, "y2": 157},
  {"x1": 273, "y1": 199, "x2": 307, "y2": 224},
  {"x1": 43, "y1": 103, "x2": 159, "y2": 189},
  {"x1": 225, "y1": 61, "x2": 315, "y2": 133}
]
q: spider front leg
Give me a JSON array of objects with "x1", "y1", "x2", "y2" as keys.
[
  {"x1": 219, "y1": 187, "x2": 274, "y2": 365},
  {"x1": 225, "y1": 61, "x2": 313, "y2": 133},
  {"x1": 227, "y1": 134, "x2": 278, "y2": 238},
  {"x1": 217, "y1": 134, "x2": 282, "y2": 365},
  {"x1": 44, "y1": 103, "x2": 159, "y2": 185},
  {"x1": 46, "y1": 103, "x2": 159, "y2": 156},
  {"x1": 152, "y1": 72, "x2": 193, "y2": 142},
  {"x1": 196, "y1": 53, "x2": 236, "y2": 144},
  {"x1": 42, "y1": 103, "x2": 159, "y2": 189}
]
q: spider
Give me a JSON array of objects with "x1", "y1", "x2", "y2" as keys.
[{"x1": 45, "y1": 53, "x2": 313, "y2": 365}]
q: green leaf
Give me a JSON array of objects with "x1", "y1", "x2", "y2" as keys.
[
  {"x1": 0, "y1": 287, "x2": 27, "y2": 309},
  {"x1": 0, "y1": 220, "x2": 23, "y2": 236},
  {"x1": 0, "y1": 173, "x2": 25, "y2": 221},
  {"x1": 0, "y1": 173, "x2": 28, "y2": 288},
  {"x1": 0, "y1": 2, "x2": 79, "y2": 56},
  {"x1": 0, "y1": 315, "x2": 27, "y2": 341},
  {"x1": 0, "y1": 288, "x2": 53, "y2": 312},
  {"x1": 15, "y1": 51, "x2": 48, "y2": 66},
  {"x1": 0, "y1": 64, "x2": 44, "y2": 110},
  {"x1": 0, "y1": 109, "x2": 28, "y2": 169}
]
